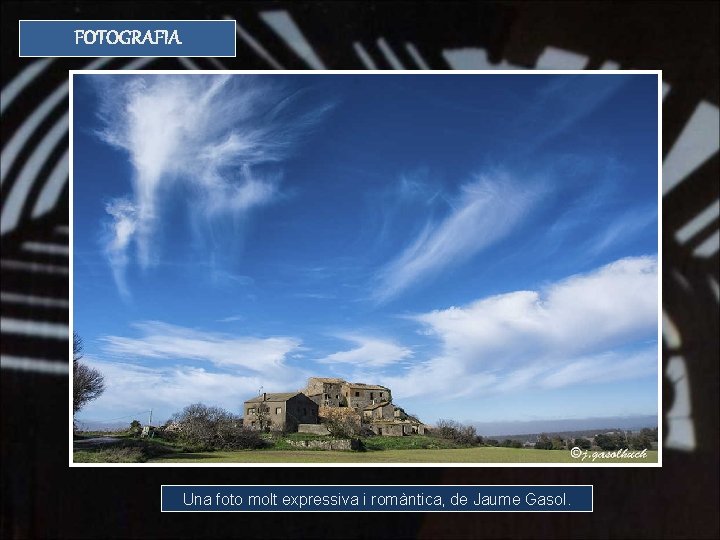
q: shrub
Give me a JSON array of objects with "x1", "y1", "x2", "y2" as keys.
[
  {"x1": 499, "y1": 439, "x2": 523, "y2": 448},
  {"x1": 156, "y1": 426, "x2": 179, "y2": 442},
  {"x1": 432, "y1": 420, "x2": 478, "y2": 446},
  {"x1": 595, "y1": 433, "x2": 627, "y2": 450},
  {"x1": 321, "y1": 407, "x2": 361, "y2": 438},
  {"x1": 640, "y1": 427, "x2": 658, "y2": 442},
  {"x1": 628, "y1": 434, "x2": 653, "y2": 450},
  {"x1": 574, "y1": 437, "x2": 592, "y2": 449},
  {"x1": 170, "y1": 403, "x2": 265, "y2": 451},
  {"x1": 551, "y1": 437, "x2": 565, "y2": 450},
  {"x1": 594, "y1": 433, "x2": 625, "y2": 451},
  {"x1": 535, "y1": 434, "x2": 553, "y2": 450}
]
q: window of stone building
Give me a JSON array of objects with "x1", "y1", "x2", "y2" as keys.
[
  {"x1": 370, "y1": 392, "x2": 374, "y2": 399},
  {"x1": 355, "y1": 391, "x2": 359, "y2": 397},
  {"x1": 275, "y1": 407, "x2": 282, "y2": 415},
  {"x1": 380, "y1": 392, "x2": 384, "y2": 398},
  {"x1": 247, "y1": 408, "x2": 255, "y2": 414}
]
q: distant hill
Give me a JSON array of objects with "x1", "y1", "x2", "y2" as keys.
[
  {"x1": 467, "y1": 415, "x2": 657, "y2": 438},
  {"x1": 75, "y1": 420, "x2": 136, "y2": 432},
  {"x1": 487, "y1": 428, "x2": 655, "y2": 443}
]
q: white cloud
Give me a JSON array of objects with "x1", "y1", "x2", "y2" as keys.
[
  {"x1": 93, "y1": 75, "x2": 332, "y2": 292},
  {"x1": 77, "y1": 357, "x2": 304, "y2": 424},
  {"x1": 537, "y1": 350, "x2": 656, "y2": 389},
  {"x1": 100, "y1": 321, "x2": 301, "y2": 373},
  {"x1": 103, "y1": 198, "x2": 137, "y2": 297},
  {"x1": 385, "y1": 256, "x2": 658, "y2": 398},
  {"x1": 317, "y1": 334, "x2": 413, "y2": 367},
  {"x1": 373, "y1": 173, "x2": 538, "y2": 303},
  {"x1": 217, "y1": 315, "x2": 244, "y2": 323}
]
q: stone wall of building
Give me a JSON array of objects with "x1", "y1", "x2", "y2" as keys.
[
  {"x1": 304, "y1": 378, "x2": 346, "y2": 407},
  {"x1": 298, "y1": 423, "x2": 330, "y2": 435},
  {"x1": 377, "y1": 423, "x2": 405, "y2": 437},
  {"x1": 363, "y1": 402, "x2": 395, "y2": 421},
  {"x1": 342, "y1": 383, "x2": 390, "y2": 410},
  {"x1": 284, "y1": 394, "x2": 320, "y2": 430},
  {"x1": 367, "y1": 421, "x2": 425, "y2": 436},
  {"x1": 379, "y1": 403, "x2": 394, "y2": 420},
  {"x1": 287, "y1": 439, "x2": 360, "y2": 451},
  {"x1": 243, "y1": 393, "x2": 319, "y2": 432}
]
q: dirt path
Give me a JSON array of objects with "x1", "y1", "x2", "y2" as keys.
[{"x1": 73, "y1": 436, "x2": 121, "y2": 449}]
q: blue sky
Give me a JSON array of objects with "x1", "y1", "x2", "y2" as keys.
[{"x1": 73, "y1": 73, "x2": 659, "y2": 427}]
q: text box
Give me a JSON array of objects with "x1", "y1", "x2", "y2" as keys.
[
  {"x1": 19, "y1": 20, "x2": 236, "y2": 57},
  {"x1": 161, "y1": 485, "x2": 593, "y2": 512}
]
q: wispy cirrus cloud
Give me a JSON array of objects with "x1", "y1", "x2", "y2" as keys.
[
  {"x1": 217, "y1": 315, "x2": 244, "y2": 323},
  {"x1": 522, "y1": 75, "x2": 630, "y2": 151},
  {"x1": 385, "y1": 255, "x2": 658, "y2": 399},
  {"x1": 317, "y1": 334, "x2": 413, "y2": 368},
  {"x1": 93, "y1": 74, "x2": 333, "y2": 295},
  {"x1": 292, "y1": 292, "x2": 336, "y2": 300},
  {"x1": 101, "y1": 321, "x2": 301, "y2": 373},
  {"x1": 103, "y1": 198, "x2": 137, "y2": 297},
  {"x1": 587, "y1": 205, "x2": 658, "y2": 256},
  {"x1": 372, "y1": 173, "x2": 539, "y2": 303}
]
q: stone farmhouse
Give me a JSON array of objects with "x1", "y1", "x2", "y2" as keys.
[
  {"x1": 243, "y1": 392, "x2": 318, "y2": 432},
  {"x1": 303, "y1": 377, "x2": 391, "y2": 409},
  {"x1": 243, "y1": 377, "x2": 425, "y2": 436}
]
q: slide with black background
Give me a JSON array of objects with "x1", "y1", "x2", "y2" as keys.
[{"x1": 1, "y1": 2, "x2": 718, "y2": 539}]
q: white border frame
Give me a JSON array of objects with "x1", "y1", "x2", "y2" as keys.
[
  {"x1": 69, "y1": 69, "x2": 663, "y2": 469},
  {"x1": 159, "y1": 484, "x2": 594, "y2": 513},
  {"x1": 19, "y1": 20, "x2": 237, "y2": 58}
]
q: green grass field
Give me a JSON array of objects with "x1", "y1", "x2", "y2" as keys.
[
  {"x1": 149, "y1": 446, "x2": 658, "y2": 464},
  {"x1": 73, "y1": 432, "x2": 658, "y2": 464}
]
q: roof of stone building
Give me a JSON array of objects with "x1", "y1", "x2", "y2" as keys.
[
  {"x1": 245, "y1": 392, "x2": 303, "y2": 403},
  {"x1": 309, "y1": 377, "x2": 345, "y2": 383},
  {"x1": 346, "y1": 382, "x2": 388, "y2": 390},
  {"x1": 363, "y1": 401, "x2": 392, "y2": 411}
]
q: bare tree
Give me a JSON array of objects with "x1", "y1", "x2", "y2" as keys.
[
  {"x1": 433, "y1": 419, "x2": 477, "y2": 445},
  {"x1": 171, "y1": 403, "x2": 264, "y2": 450},
  {"x1": 73, "y1": 332, "x2": 105, "y2": 414},
  {"x1": 254, "y1": 398, "x2": 271, "y2": 432}
]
